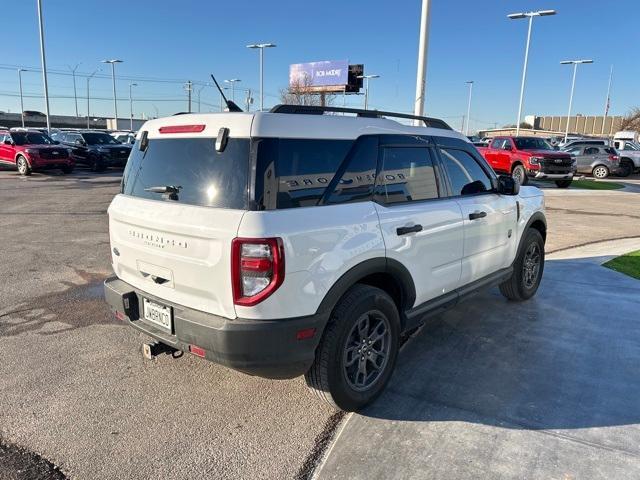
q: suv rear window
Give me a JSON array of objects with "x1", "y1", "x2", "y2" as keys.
[{"x1": 122, "y1": 137, "x2": 250, "y2": 209}]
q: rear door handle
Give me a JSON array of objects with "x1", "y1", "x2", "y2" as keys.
[
  {"x1": 469, "y1": 211, "x2": 487, "y2": 220},
  {"x1": 396, "y1": 224, "x2": 423, "y2": 236}
]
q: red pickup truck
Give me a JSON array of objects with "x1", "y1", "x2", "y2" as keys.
[{"x1": 477, "y1": 136, "x2": 575, "y2": 188}]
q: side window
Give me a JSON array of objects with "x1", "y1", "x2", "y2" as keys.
[
  {"x1": 254, "y1": 138, "x2": 353, "y2": 209},
  {"x1": 491, "y1": 138, "x2": 504, "y2": 149},
  {"x1": 585, "y1": 147, "x2": 599, "y2": 155},
  {"x1": 326, "y1": 136, "x2": 377, "y2": 205},
  {"x1": 439, "y1": 148, "x2": 492, "y2": 196},
  {"x1": 377, "y1": 147, "x2": 439, "y2": 204}
]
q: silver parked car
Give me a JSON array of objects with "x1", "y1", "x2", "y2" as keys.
[{"x1": 564, "y1": 145, "x2": 622, "y2": 179}]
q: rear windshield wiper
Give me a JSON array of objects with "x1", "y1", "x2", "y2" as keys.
[{"x1": 144, "y1": 185, "x2": 182, "y2": 194}]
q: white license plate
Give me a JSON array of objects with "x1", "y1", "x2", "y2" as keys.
[{"x1": 143, "y1": 298, "x2": 173, "y2": 331}]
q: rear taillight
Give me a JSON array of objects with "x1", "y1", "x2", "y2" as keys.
[
  {"x1": 609, "y1": 155, "x2": 619, "y2": 163},
  {"x1": 231, "y1": 238, "x2": 285, "y2": 306}
]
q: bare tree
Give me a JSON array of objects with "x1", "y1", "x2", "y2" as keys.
[
  {"x1": 620, "y1": 107, "x2": 640, "y2": 131},
  {"x1": 280, "y1": 74, "x2": 335, "y2": 106}
]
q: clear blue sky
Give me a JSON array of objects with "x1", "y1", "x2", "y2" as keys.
[{"x1": 1, "y1": 0, "x2": 638, "y2": 132}]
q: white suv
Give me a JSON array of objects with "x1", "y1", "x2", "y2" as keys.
[{"x1": 104, "y1": 105, "x2": 546, "y2": 411}]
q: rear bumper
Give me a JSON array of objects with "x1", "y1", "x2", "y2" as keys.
[{"x1": 104, "y1": 276, "x2": 326, "y2": 379}]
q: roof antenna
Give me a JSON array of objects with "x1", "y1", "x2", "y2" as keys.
[{"x1": 211, "y1": 74, "x2": 243, "y2": 112}]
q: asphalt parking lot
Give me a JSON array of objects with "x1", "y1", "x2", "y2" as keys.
[{"x1": 1, "y1": 168, "x2": 639, "y2": 479}]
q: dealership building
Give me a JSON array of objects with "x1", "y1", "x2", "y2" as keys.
[{"x1": 478, "y1": 114, "x2": 625, "y2": 138}]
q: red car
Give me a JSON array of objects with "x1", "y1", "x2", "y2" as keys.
[
  {"x1": 0, "y1": 129, "x2": 74, "y2": 176},
  {"x1": 477, "y1": 136, "x2": 575, "y2": 188}
]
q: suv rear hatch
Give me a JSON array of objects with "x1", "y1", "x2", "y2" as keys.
[{"x1": 108, "y1": 116, "x2": 252, "y2": 319}]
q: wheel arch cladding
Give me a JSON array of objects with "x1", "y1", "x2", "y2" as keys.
[{"x1": 316, "y1": 258, "x2": 416, "y2": 321}]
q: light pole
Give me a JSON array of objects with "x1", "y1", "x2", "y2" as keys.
[
  {"x1": 129, "y1": 82, "x2": 137, "y2": 131},
  {"x1": 196, "y1": 84, "x2": 208, "y2": 113},
  {"x1": 152, "y1": 104, "x2": 159, "y2": 118},
  {"x1": 246, "y1": 43, "x2": 276, "y2": 111},
  {"x1": 357, "y1": 74, "x2": 380, "y2": 110},
  {"x1": 561, "y1": 59, "x2": 593, "y2": 142},
  {"x1": 102, "y1": 59, "x2": 123, "y2": 129},
  {"x1": 37, "y1": 0, "x2": 52, "y2": 134},
  {"x1": 602, "y1": 65, "x2": 613, "y2": 135},
  {"x1": 86, "y1": 68, "x2": 100, "y2": 129},
  {"x1": 67, "y1": 63, "x2": 81, "y2": 116},
  {"x1": 464, "y1": 80, "x2": 474, "y2": 135},
  {"x1": 508, "y1": 9, "x2": 557, "y2": 135},
  {"x1": 17, "y1": 68, "x2": 26, "y2": 128},
  {"x1": 414, "y1": 0, "x2": 432, "y2": 123},
  {"x1": 224, "y1": 79, "x2": 241, "y2": 102}
]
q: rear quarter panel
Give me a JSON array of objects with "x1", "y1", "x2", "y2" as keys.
[{"x1": 236, "y1": 202, "x2": 385, "y2": 320}]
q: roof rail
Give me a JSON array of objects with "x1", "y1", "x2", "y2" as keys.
[{"x1": 269, "y1": 104, "x2": 452, "y2": 130}]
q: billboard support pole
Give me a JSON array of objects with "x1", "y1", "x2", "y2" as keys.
[{"x1": 413, "y1": 0, "x2": 432, "y2": 125}]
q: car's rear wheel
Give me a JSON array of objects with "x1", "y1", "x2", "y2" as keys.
[
  {"x1": 499, "y1": 228, "x2": 545, "y2": 301},
  {"x1": 619, "y1": 159, "x2": 634, "y2": 177},
  {"x1": 89, "y1": 156, "x2": 105, "y2": 172},
  {"x1": 305, "y1": 284, "x2": 400, "y2": 411},
  {"x1": 61, "y1": 166, "x2": 74, "y2": 174},
  {"x1": 592, "y1": 165, "x2": 609, "y2": 179},
  {"x1": 555, "y1": 179, "x2": 572, "y2": 188},
  {"x1": 16, "y1": 156, "x2": 31, "y2": 176},
  {"x1": 512, "y1": 164, "x2": 528, "y2": 186}
]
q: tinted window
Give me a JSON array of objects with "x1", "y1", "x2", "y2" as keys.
[
  {"x1": 491, "y1": 139, "x2": 505, "y2": 149},
  {"x1": 82, "y1": 132, "x2": 120, "y2": 145},
  {"x1": 604, "y1": 147, "x2": 616, "y2": 155},
  {"x1": 254, "y1": 138, "x2": 352, "y2": 209},
  {"x1": 377, "y1": 147, "x2": 438, "y2": 204},
  {"x1": 585, "y1": 147, "x2": 599, "y2": 155},
  {"x1": 65, "y1": 133, "x2": 82, "y2": 143},
  {"x1": 439, "y1": 148, "x2": 492, "y2": 196},
  {"x1": 514, "y1": 137, "x2": 553, "y2": 150},
  {"x1": 122, "y1": 138, "x2": 249, "y2": 209},
  {"x1": 326, "y1": 136, "x2": 377, "y2": 205},
  {"x1": 11, "y1": 131, "x2": 54, "y2": 146}
]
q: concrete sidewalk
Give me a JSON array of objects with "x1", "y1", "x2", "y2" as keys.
[{"x1": 317, "y1": 239, "x2": 640, "y2": 480}]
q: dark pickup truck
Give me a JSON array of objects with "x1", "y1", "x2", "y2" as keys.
[{"x1": 477, "y1": 136, "x2": 575, "y2": 188}]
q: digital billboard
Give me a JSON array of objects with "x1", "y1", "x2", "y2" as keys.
[{"x1": 289, "y1": 60, "x2": 349, "y2": 90}]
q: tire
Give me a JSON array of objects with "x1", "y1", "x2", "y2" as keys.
[
  {"x1": 555, "y1": 179, "x2": 572, "y2": 188},
  {"x1": 592, "y1": 165, "x2": 609, "y2": 179},
  {"x1": 499, "y1": 228, "x2": 545, "y2": 302},
  {"x1": 619, "y1": 159, "x2": 634, "y2": 177},
  {"x1": 16, "y1": 156, "x2": 31, "y2": 176},
  {"x1": 305, "y1": 284, "x2": 401, "y2": 411},
  {"x1": 89, "y1": 156, "x2": 106, "y2": 172},
  {"x1": 512, "y1": 164, "x2": 528, "y2": 186},
  {"x1": 60, "y1": 166, "x2": 74, "y2": 174}
]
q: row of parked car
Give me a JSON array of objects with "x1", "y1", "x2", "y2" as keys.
[
  {"x1": 471, "y1": 134, "x2": 639, "y2": 188},
  {"x1": 0, "y1": 127, "x2": 134, "y2": 175}
]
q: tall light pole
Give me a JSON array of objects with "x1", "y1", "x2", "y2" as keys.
[
  {"x1": 224, "y1": 79, "x2": 241, "y2": 102},
  {"x1": 561, "y1": 59, "x2": 593, "y2": 142},
  {"x1": 196, "y1": 84, "x2": 208, "y2": 113},
  {"x1": 67, "y1": 63, "x2": 81, "y2": 116},
  {"x1": 86, "y1": 68, "x2": 100, "y2": 129},
  {"x1": 247, "y1": 43, "x2": 276, "y2": 111},
  {"x1": 414, "y1": 0, "x2": 432, "y2": 124},
  {"x1": 464, "y1": 80, "x2": 474, "y2": 135},
  {"x1": 129, "y1": 82, "x2": 137, "y2": 131},
  {"x1": 508, "y1": 9, "x2": 557, "y2": 135},
  {"x1": 602, "y1": 65, "x2": 613, "y2": 135},
  {"x1": 37, "y1": 0, "x2": 52, "y2": 134},
  {"x1": 17, "y1": 69, "x2": 26, "y2": 128},
  {"x1": 357, "y1": 74, "x2": 380, "y2": 110},
  {"x1": 102, "y1": 59, "x2": 123, "y2": 129}
]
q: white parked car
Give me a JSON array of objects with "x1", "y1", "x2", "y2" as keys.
[
  {"x1": 110, "y1": 131, "x2": 136, "y2": 145},
  {"x1": 104, "y1": 105, "x2": 547, "y2": 411}
]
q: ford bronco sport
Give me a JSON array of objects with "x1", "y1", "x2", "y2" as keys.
[{"x1": 104, "y1": 105, "x2": 546, "y2": 411}]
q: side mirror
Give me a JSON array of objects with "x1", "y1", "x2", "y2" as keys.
[
  {"x1": 503, "y1": 144, "x2": 513, "y2": 151},
  {"x1": 497, "y1": 175, "x2": 519, "y2": 195}
]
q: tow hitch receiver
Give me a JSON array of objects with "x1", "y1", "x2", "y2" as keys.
[{"x1": 143, "y1": 341, "x2": 179, "y2": 360}]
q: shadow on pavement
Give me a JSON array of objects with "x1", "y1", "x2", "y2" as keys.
[{"x1": 363, "y1": 255, "x2": 640, "y2": 433}]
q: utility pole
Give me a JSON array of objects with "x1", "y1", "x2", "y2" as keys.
[
  {"x1": 602, "y1": 65, "x2": 613, "y2": 135},
  {"x1": 68, "y1": 63, "x2": 81, "y2": 116},
  {"x1": 86, "y1": 68, "x2": 100, "y2": 129},
  {"x1": 37, "y1": 0, "x2": 52, "y2": 134},
  {"x1": 414, "y1": 0, "x2": 432, "y2": 124},
  {"x1": 464, "y1": 80, "x2": 474, "y2": 135},
  {"x1": 129, "y1": 82, "x2": 137, "y2": 130},
  {"x1": 17, "y1": 69, "x2": 25, "y2": 128},
  {"x1": 185, "y1": 80, "x2": 193, "y2": 113}
]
